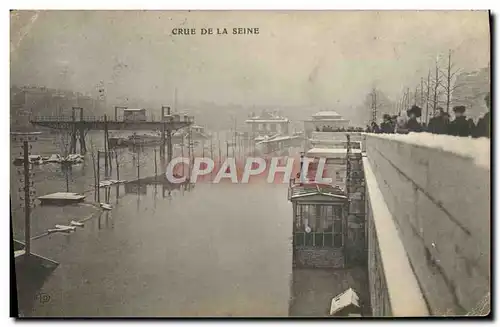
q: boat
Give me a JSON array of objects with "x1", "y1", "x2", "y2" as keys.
[
  {"x1": 54, "y1": 224, "x2": 77, "y2": 231},
  {"x1": 13, "y1": 155, "x2": 44, "y2": 166},
  {"x1": 38, "y1": 192, "x2": 86, "y2": 205},
  {"x1": 61, "y1": 154, "x2": 84, "y2": 165},
  {"x1": 46, "y1": 154, "x2": 63, "y2": 163},
  {"x1": 99, "y1": 203, "x2": 113, "y2": 211}
]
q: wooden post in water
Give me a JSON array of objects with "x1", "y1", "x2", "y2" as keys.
[
  {"x1": 91, "y1": 149, "x2": 97, "y2": 201},
  {"x1": 97, "y1": 150, "x2": 101, "y2": 202},
  {"x1": 165, "y1": 106, "x2": 173, "y2": 164},
  {"x1": 137, "y1": 147, "x2": 140, "y2": 181},
  {"x1": 65, "y1": 166, "x2": 70, "y2": 192},
  {"x1": 22, "y1": 141, "x2": 31, "y2": 258},
  {"x1": 154, "y1": 148, "x2": 158, "y2": 179},
  {"x1": 160, "y1": 106, "x2": 166, "y2": 159},
  {"x1": 104, "y1": 115, "x2": 109, "y2": 176},
  {"x1": 70, "y1": 108, "x2": 77, "y2": 154},
  {"x1": 115, "y1": 150, "x2": 120, "y2": 181}
]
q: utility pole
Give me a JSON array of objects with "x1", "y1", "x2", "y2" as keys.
[
  {"x1": 11, "y1": 133, "x2": 40, "y2": 258},
  {"x1": 22, "y1": 140, "x2": 31, "y2": 257},
  {"x1": 371, "y1": 88, "x2": 377, "y2": 123}
]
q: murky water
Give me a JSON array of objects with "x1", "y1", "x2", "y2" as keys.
[{"x1": 11, "y1": 132, "x2": 293, "y2": 317}]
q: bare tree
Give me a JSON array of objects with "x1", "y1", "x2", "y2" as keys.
[
  {"x1": 57, "y1": 130, "x2": 72, "y2": 192},
  {"x1": 432, "y1": 58, "x2": 442, "y2": 112},
  {"x1": 439, "y1": 49, "x2": 462, "y2": 113},
  {"x1": 57, "y1": 130, "x2": 72, "y2": 158},
  {"x1": 425, "y1": 69, "x2": 431, "y2": 123}
]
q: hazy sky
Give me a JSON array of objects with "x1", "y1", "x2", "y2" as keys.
[{"x1": 10, "y1": 10, "x2": 490, "y2": 110}]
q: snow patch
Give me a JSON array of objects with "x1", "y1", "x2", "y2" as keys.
[{"x1": 366, "y1": 132, "x2": 490, "y2": 170}]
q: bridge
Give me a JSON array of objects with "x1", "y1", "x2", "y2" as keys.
[
  {"x1": 363, "y1": 133, "x2": 490, "y2": 316},
  {"x1": 30, "y1": 115, "x2": 193, "y2": 131}
]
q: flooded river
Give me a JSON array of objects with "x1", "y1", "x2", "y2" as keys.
[{"x1": 11, "y1": 132, "x2": 293, "y2": 317}]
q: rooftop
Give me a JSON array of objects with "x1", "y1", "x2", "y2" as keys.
[
  {"x1": 289, "y1": 182, "x2": 347, "y2": 201},
  {"x1": 313, "y1": 111, "x2": 341, "y2": 118}
]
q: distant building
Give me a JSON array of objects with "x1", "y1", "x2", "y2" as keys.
[
  {"x1": 245, "y1": 110, "x2": 290, "y2": 136},
  {"x1": 304, "y1": 111, "x2": 350, "y2": 140}
]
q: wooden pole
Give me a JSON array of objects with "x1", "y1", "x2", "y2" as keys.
[
  {"x1": 104, "y1": 115, "x2": 109, "y2": 176},
  {"x1": 160, "y1": 107, "x2": 165, "y2": 158},
  {"x1": 22, "y1": 141, "x2": 31, "y2": 257},
  {"x1": 115, "y1": 150, "x2": 120, "y2": 181},
  {"x1": 154, "y1": 148, "x2": 158, "y2": 178},
  {"x1": 165, "y1": 107, "x2": 173, "y2": 164},
  {"x1": 137, "y1": 147, "x2": 140, "y2": 181},
  {"x1": 91, "y1": 148, "x2": 97, "y2": 201},
  {"x1": 65, "y1": 166, "x2": 69, "y2": 192},
  {"x1": 97, "y1": 151, "x2": 100, "y2": 202}
]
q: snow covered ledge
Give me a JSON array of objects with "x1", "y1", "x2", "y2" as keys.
[{"x1": 363, "y1": 133, "x2": 490, "y2": 316}]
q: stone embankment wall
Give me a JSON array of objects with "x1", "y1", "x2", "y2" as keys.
[{"x1": 364, "y1": 133, "x2": 490, "y2": 316}]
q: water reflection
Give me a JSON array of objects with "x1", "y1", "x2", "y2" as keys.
[{"x1": 12, "y1": 135, "x2": 293, "y2": 317}]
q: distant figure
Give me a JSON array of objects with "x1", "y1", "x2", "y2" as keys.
[
  {"x1": 370, "y1": 121, "x2": 380, "y2": 133},
  {"x1": 395, "y1": 113, "x2": 409, "y2": 134},
  {"x1": 380, "y1": 114, "x2": 394, "y2": 133},
  {"x1": 474, "y1": 93, "x2": 491, "y2": 138},
  {"x1": 427, "y1": 107, "x2": 448, "y2": 134},
  {"x1": 449, "y1": 105, "x2": 473, "y2": 137},
  {"x1": 390, "y1": 115, "x2": 398, "y2": 131},
  {"x1": 406, "y1": 105, "x2": 423, "y2": 133}
]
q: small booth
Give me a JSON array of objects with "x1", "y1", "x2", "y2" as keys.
[{"x1": 289, "y1": 182, "x2": 348, "y2": 268}]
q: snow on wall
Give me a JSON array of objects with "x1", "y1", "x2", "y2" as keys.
[
  {"x1": 364, "y1": 134, "x2": 490, "y2": 315},
  {"x1": 364, "y1": 132, "x2": 490, "y2": 170}
]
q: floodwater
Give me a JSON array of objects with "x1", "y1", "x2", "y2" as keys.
[{"x1": 11, "y1": 132, "x2": 293, "y2": 317}]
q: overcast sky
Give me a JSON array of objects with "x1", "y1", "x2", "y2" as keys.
[{"x1": 10, "y1": 10, "x2": 490, "y2": 110}]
